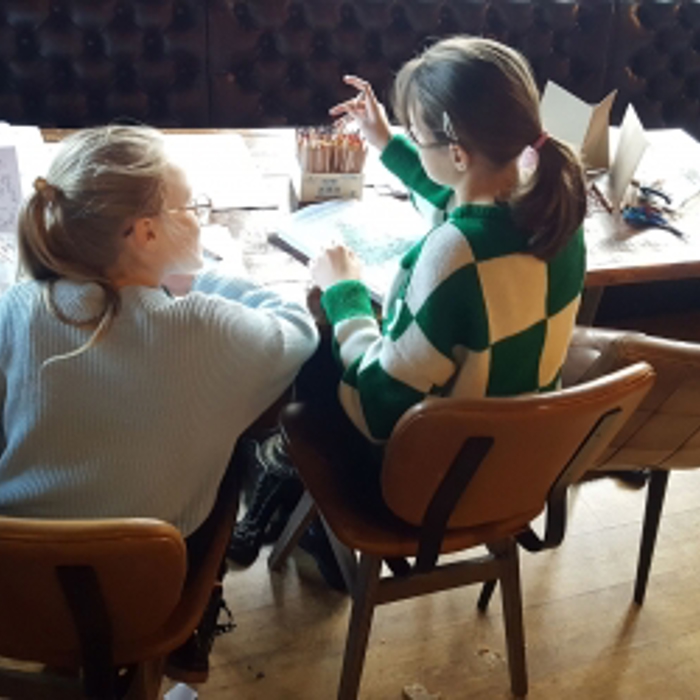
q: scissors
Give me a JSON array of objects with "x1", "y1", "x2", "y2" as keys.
[{"x1": 622, "y1": 205, "x2": 686, "y2": 239}]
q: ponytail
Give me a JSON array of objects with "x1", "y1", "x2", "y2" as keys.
[
  {"x1": 16, "y1": 125, "x2": 168, "y2": 365},
  {"x1": 511, "y1": 137, "x2": 587, "y2": 261},
  {"x1": 18, "y1": 178, "x2": 122, "y2": 366}
]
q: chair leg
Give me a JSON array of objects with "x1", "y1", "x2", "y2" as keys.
[
  {"x1": 477, "y1": 579, "x2": 497, "y2": 612},
  {"x1": 634, "y1": 470, "x2": 670, "y2": 606},
  {"x1": 321, "y1": 517, "x2": 358, "y2": 594},
  {"x1": 493, "y1": 540, "x2": 528, "y2": 698},
  {"x1": 122, "y1": 657, "x2": 165, "y2": 700},
  {"x1": 268, "y1": 490, "x2": 317, "y2": 571},
  {"x1": 338, "y1": 554, "x2": 382, "y2": 700}
]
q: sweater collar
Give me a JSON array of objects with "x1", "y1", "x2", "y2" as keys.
[
  {"x1": 49, "y1": 280, "x2": 171, "y2": 321},
  {"x1": 448, "y1": 201, "x2": 513, "y2": 222}
]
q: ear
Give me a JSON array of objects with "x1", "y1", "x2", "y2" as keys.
[
  {"x1": 449, "y1": 143, "x2": 469, "y2": 173},
  {"x1": 127, "y1": 217, "x2": 159, "y2": 251}
]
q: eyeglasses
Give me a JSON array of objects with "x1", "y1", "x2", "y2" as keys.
[
  {"x1": 122, "y1": 194, "x2": 213, "y2": 237},
  {"x1": 406, "y1": 123, "x2": 452, "y2": 150},
  {"x1": 406, "y1": 111, "x2": 460, "y2": 150},
  {"x1": 167, "y1": 194, "x2": 213, "y2": 225}
]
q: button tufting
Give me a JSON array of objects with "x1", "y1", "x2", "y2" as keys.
[{"x1": 1, "y1": 0, "x2": 700, "y2": 137}]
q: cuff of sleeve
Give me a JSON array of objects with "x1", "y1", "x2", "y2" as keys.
[
  {"x1": 321, "y1": 280, "x2": 374, "y2": 324},
  {"x1": 192, "y1": 268, "x2": 219, "y2": 293},
  {"x1": 380, "y1": 134, "x2": 418, "y2": 172}
]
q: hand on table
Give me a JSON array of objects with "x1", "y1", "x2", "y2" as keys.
[
  {"x1": 310, "y1": 245, "x2": 363, "y2": 291},
  {"x1": 329, "y1": 75, "x2": 392, "y2": 152}
]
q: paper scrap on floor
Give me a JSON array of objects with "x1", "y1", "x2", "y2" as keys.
[
  {"x1": 403, "y1": 682, "x2": 442, "y2": 700},
  {"x1": 272, "y1": 190, "x2": 426, "y2": 304},
  {"x1": 163, "y1": 683, "x2": 198, "y2": 700}
]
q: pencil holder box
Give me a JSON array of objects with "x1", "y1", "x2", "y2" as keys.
[{"x1": 292, "y1": 167, "x2": 365, "y2": 204}]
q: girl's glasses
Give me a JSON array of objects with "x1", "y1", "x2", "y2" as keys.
[
  {"x1": 406, "y1": 112, "x2": 459, "y2": 150},
  {"x1": 122, "y1": 195, "x2": 213, "y2": 237},
  {"x1": 167, "y1": 194, "x2": 213, "y2": 225},
  {"x1": 406, "y1": 124, "x2": 451, "y2": 149}
]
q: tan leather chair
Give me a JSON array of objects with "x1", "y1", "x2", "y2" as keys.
[
  {"x1": 0, "y1": 468, "x2": 244, "y2": 700},
  {"x1": 563, "y1": 326, "x2": 700, "y2": 604},
  {"x1": 0, "y1": 391, "x2": 293, "y2": 699},
  {"x1": 268, "y1": 363, "x2": 654, "y2": 699}
]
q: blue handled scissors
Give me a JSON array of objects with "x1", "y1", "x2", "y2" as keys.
[{"x1": 622, "y1": 205, "x2": 686, "y2": 239}]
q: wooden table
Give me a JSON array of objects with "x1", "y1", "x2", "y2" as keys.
[
  {"x1": 43, "y1": 127, "x2": 700, "y2": 320},
  {"x1": 241, "y1": 128, "x2": 700, "y2": 325}
]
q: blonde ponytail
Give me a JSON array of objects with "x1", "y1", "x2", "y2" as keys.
[{"x1": 17, "y1": 126, "x2": 169, "y2": 364}]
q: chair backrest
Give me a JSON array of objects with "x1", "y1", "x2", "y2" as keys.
[
  {"x1": 0, "y1": 516, "x2": 187, "y2": 666},
  {"x1": 381, "y1": 362, "x2": 655, "y2": 528},
  {"x1": 565, "y1": 329, "x2": 700, "y2": 470}
]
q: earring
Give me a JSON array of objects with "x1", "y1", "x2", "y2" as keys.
[{"x1": 455, "y1": 162, "x2": 467, "y2": 172}]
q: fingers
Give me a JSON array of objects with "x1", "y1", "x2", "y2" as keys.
[
  {"x1": 328, "y1": 98, "x2": 365, "y2": 118},
  {"x1": 343, "y1": 75, "x2": 378, "y2": 104},
  {"x1": 329, "y1": 75, "x2": 379, "y2": 119}
]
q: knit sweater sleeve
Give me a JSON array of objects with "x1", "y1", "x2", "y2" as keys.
[
  {"x1": 380, "y1": 135, "x2": 454, "y2": 212},
  {"x1": 189, "y1": 268, "x2": 319, "y2": 424},
  {"x1": 322, "y1": 248, "x2": 459, "y2": 442}
]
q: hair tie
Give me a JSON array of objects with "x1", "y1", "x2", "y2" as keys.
[
  {"x1": 532, "y1": 132, "x2": 549, "y2": 151},
  {"x1": 34, "y1": 177, "x2": 57, "y2": 204}
]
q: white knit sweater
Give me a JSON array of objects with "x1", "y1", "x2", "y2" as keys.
[{"x1": 0, "y1": 269, "x2": 318, "y2": 536}]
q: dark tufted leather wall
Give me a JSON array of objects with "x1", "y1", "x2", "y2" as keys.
[
  {"x1": 0, "y1": 0, "x2": 208, "y2": 127},
  {"x1": 208, "y1": 0, "x2": 615, "y2": 128},
  {"x1": 610, "y1": 1, "x2": 700, "y2": 134},
  {"x1": 1, "y1": 0, "x2": 700, "y2": 139}
]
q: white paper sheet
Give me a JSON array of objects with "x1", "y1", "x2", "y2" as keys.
[
  {"x1": 272, "y1": 191, "x2": 426, "y2": 303},
  {"x1": 594, "y1": 104, "x2": 650, "y2": 212},
  {"x1": 0, "y1": 123, "x2": 50, "y2": 200},
  {"x1": 0, "y1": 146, "x2": 21, "y2": 292},
  {"x1": 540, "y1": 82, "x2": 616, "y2": 170},
  {"x1": 163, "y1": 133, "x2": 276, "y2": 210},
  {"x1": 541, "y1": 82, "x2": 593, "y2": 151}
]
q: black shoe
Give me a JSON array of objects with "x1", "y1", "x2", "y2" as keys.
[
  {"x1": 228, "y1": 434, "x2": 303, "y2": 566},
  {"x1": 164, "y1": 584, "x2": 235, "y2": 684},
  {"x1": 592, "y1": 468, "x2": 652, "y2": 489},
  {"x1": 299, "y1": 519, "x2": 348, "y2": 593}
]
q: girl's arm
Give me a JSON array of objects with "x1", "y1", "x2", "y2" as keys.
[
  {"x1": 184, "y1": 276, "x2": 319, "y2": 429},
  {"x1": 192, "y1": 268, "x2": 319, "y2": 358},
  {"x1": 320, "y1": 255, "x2": 462, "y2": 442},
  {"x1": 380, "y1": 135, "x2": 453, "y2": 212},
  {"x1": 327, "y1": 75, "x2": 453, "y2": 217}
]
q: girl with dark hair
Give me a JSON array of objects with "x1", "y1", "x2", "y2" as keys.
[{"x1": 311, "y1": 36, "x2": 587, "y2": 442}]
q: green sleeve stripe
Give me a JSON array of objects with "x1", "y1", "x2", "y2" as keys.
[
  {"x1": 321, "y1": 280, "x2": 374, "y2": 324},
  {"x1": 380, "y1": 135, "x2": 453, "y2": 210},
  {"x1": 355, "y1": 359, "x2": 426, "y2": 441}
]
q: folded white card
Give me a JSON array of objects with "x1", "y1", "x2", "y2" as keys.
[{"x1": 540, "y1": 81, "x2": 617, "y2": 170}]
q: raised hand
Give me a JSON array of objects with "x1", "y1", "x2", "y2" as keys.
[{"x1": 329, "y1": 75, "x2": 392, "y2": 152}]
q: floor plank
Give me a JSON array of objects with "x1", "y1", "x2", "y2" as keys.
[{"x1": 164, "y1": 471, "x2": 700, "y2": 699}]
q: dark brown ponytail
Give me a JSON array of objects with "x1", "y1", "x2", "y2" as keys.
[{"x1": 512, "y1": 137, "x2": 587, "y2": 260}]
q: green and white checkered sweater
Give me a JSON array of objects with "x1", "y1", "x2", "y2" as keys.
[{"x1": 321, "y1": 135, "x2": 586, "y2": 442}]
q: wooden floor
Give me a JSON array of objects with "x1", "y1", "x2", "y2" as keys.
[{"x1": 169, "y1": 469, "x2": 700, "y2": 699}]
